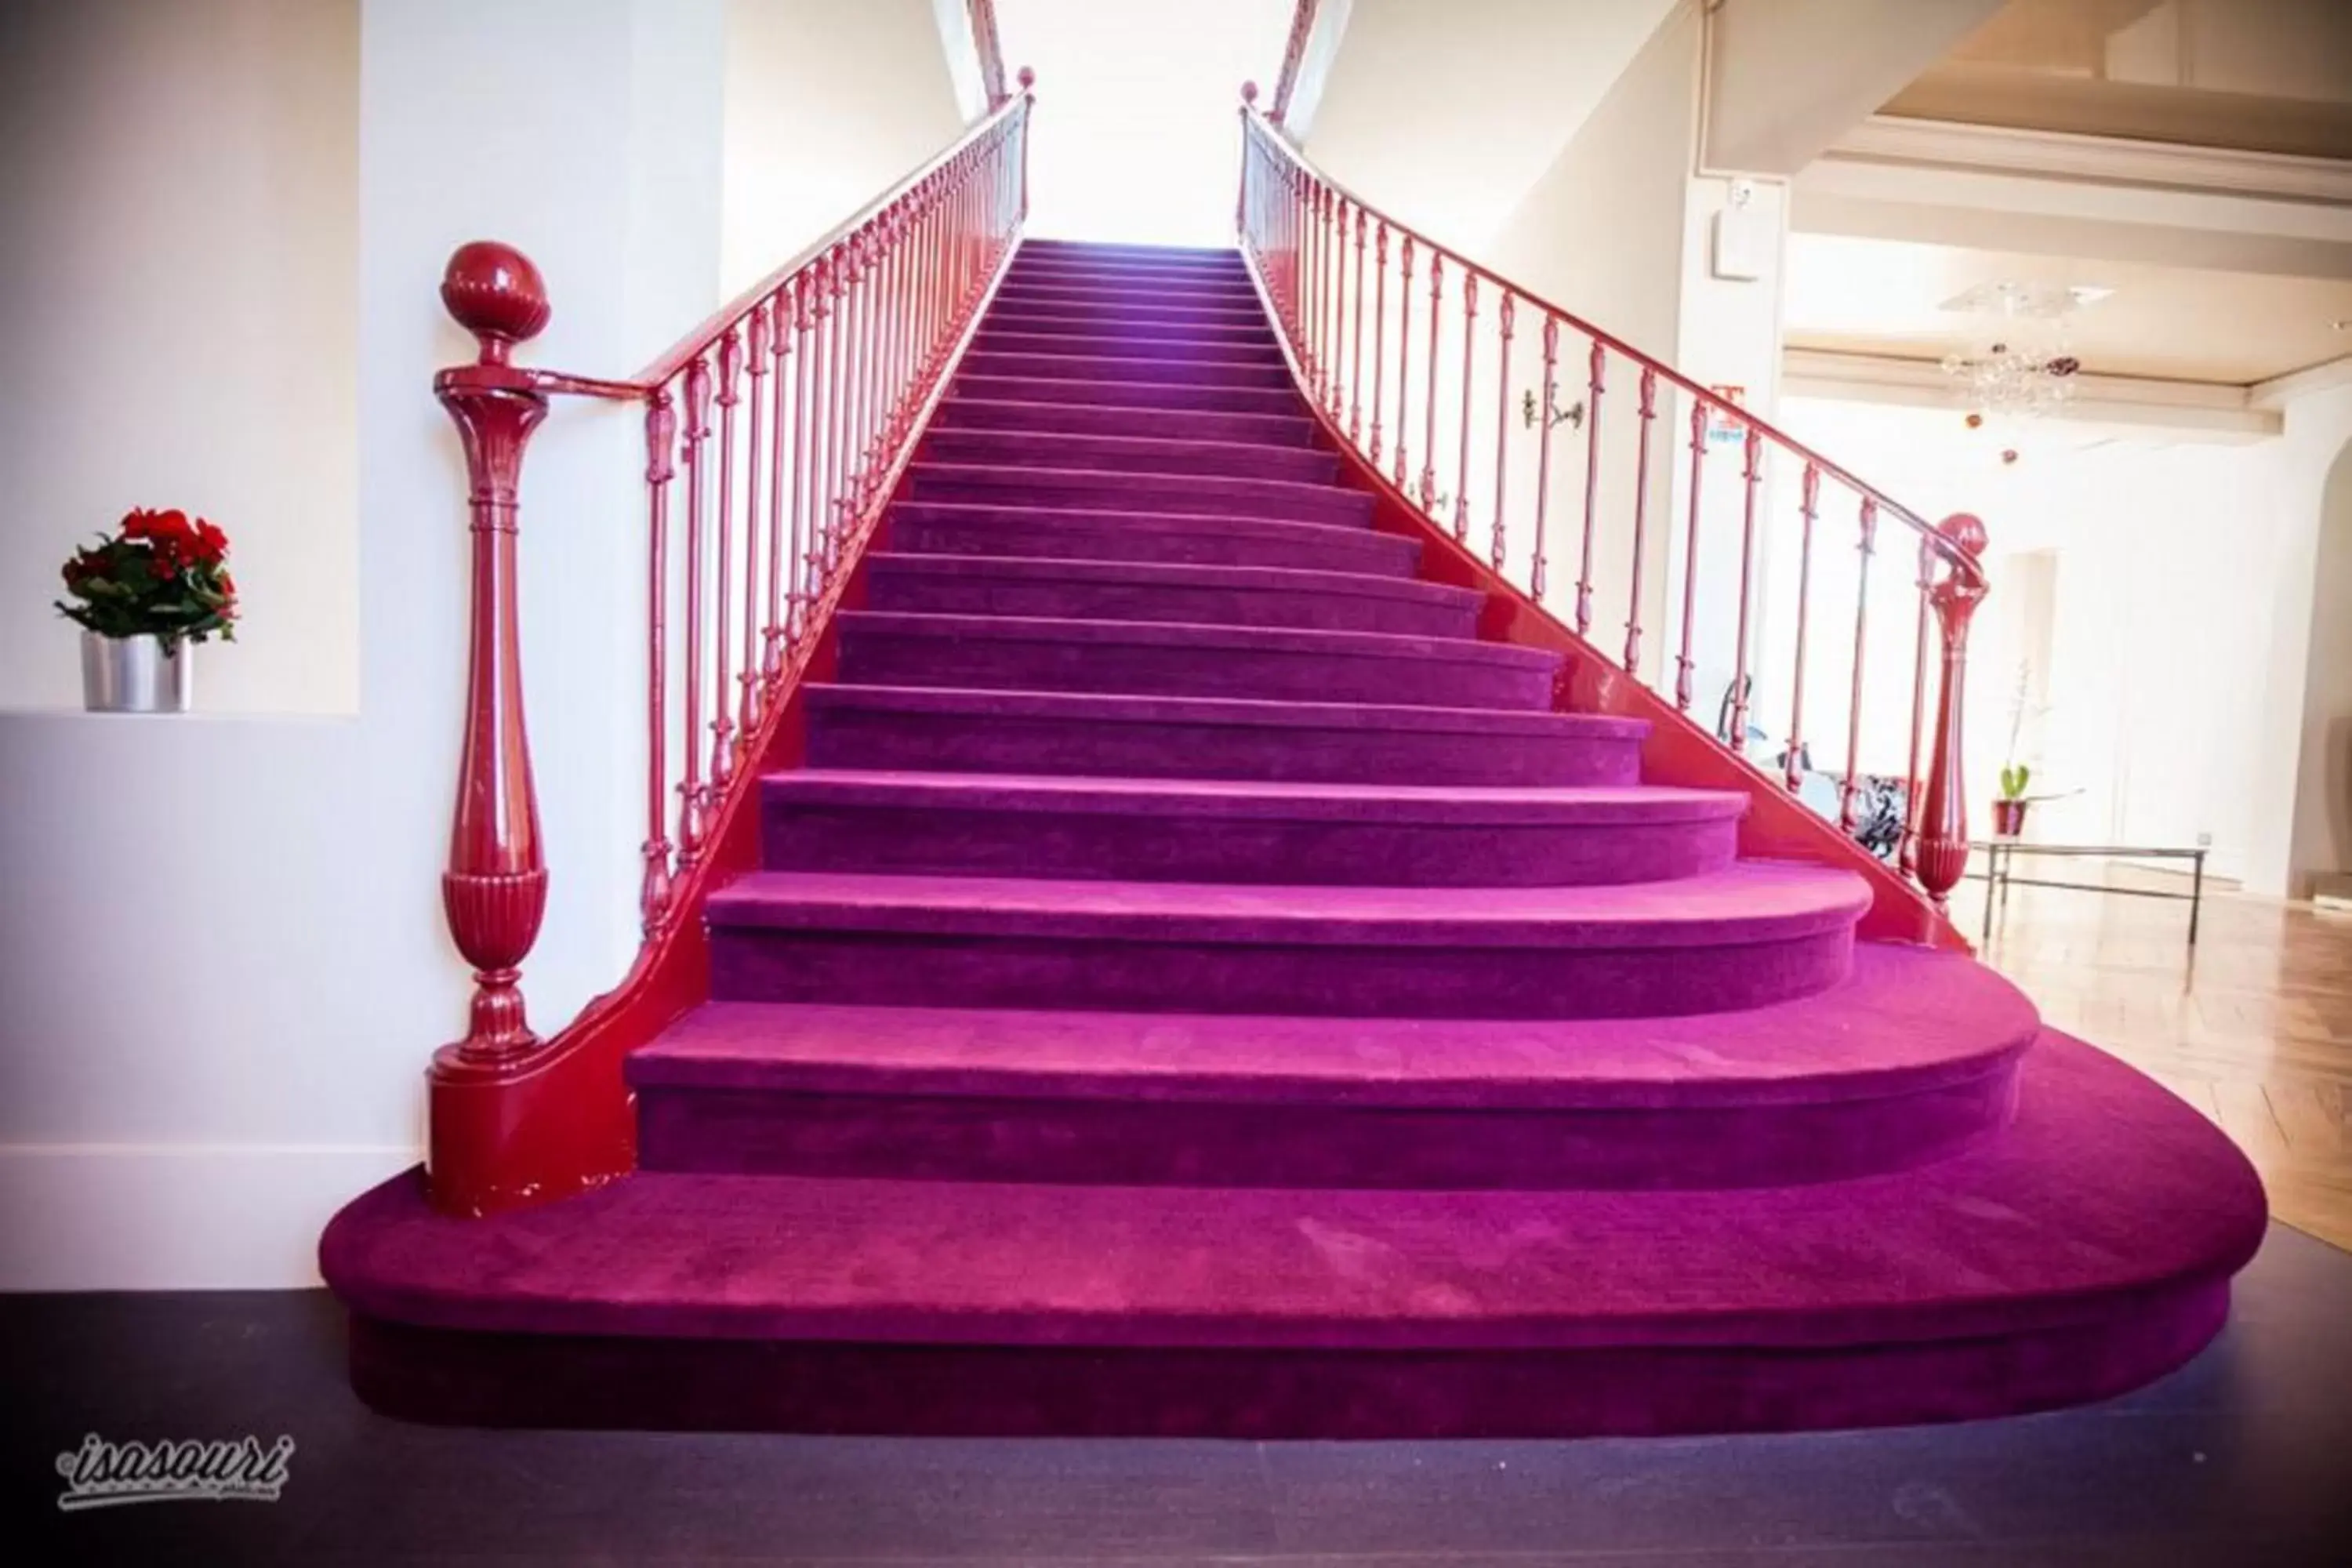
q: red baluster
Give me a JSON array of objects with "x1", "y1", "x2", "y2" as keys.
[
  {"x1": 1840, "y1": 498, "x2": 1878, "y2": 835},
  {"x1": 677, "y1": 353, "x2": 712, "y2": 866},
  {"x1": 1785, "y1": 463, "x2": 1820, "y2": 792},
  {"x1": 1490, "y1": 291, "x2": 1514, "y2": 571},
  {"x1": 1900, "y1": 531, "x2": 1933, "y2": 876},
  {"x1": 1236, "y1": 82, "x2": 1258, "y2": 235},
  {"x1": 1575, "y1": 339, "x2": 1606, "y2": 639},
  {"x1": 1367, "y1": 222, "x2": 1388, "y2": 467},
  {"x1": 1348, "y1": 207, "x2": 1367, "y2": 441},
  {"x1": 792, "y1": 270, "x2": 818, "y2": 644},
  {"x1": 1915, "y1": 515, "x2": 1989, "y2": 909},
  {"x1": 824, "y1": 245, "x2": 848, "y2": 576},
  {"x1": 431, "y1": 241, "x2": 553, "y2": 1065},
  {"x1": 1624, "y1": 366, "x2": 1657, "y2": 673},
  {"x1": 1729, "y1": 423, "x2": 1762, "y2": 753},
  {"x1": 1453, "y1": 271, "x2": 1477, "y2": 542},
  {"x1": 1393, "y1": 235, "x2": 1414, "y2": 490},
  {"x1": 1532, "y1": 314, "x2": 1559, "y2": 604},
  {"x1": 1419, "y1": 253, "x2": 1443, "y2": 512},
  {"x1": 641, "y1": 390, "x2": 676, "y2": 935},
  {"x1": 739, "y1": 306, "x2": 769, "y2": 742},
  {"x1": 763, "y1": 282, "x2": 792, "y2": 684},
  {"x1": 1675, "y1": 400, "x2": 1707, "y2": 712},
  {"x1": 1327, "y1": 191, "x2": 1345, "y2": 421},
  {"x1": 708, "y1": 326, "x2": 740, "y2": 789}
]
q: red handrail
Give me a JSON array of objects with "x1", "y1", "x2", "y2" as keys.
[
  {"x1": 424, "y1": 86, "x2": 1034, "y2": 1217},
  {"x1": 1236, "y1": 96, "x2": 1985, "y2": 918},
  {"x1": 1270, "y1": 0, "x2": 1319, "y2": 127}
]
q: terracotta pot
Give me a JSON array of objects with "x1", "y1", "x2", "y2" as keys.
[{"x1": 1991, "y1": 797, "x2": 2027, "y2": 837}]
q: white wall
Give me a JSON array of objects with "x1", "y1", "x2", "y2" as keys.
[
  {"x1": 1770, "y1": 397, "x2": 2316, "y2": 885},
  {"x1": 0, "y1": 0, "x2": 359, "y2": 716},
  {"x1": 1305, "y1": 0, "x2": 1681, "y2": 256},
  {"x1": 996, "y1": 0, "x2": 1294, "y2": 247},
  {"x1": 723, "y1": 0, "x2": 966, "y2": 296},
  {"x1": 2249, "y1": 379, "x2": 2352, "y2": 897},
  {"x1": 0, "y1": 0, "x2": 988, "y2": 1292},
  {"x1": 0, "y1": 0, "x2": 713, "y2": 1292}
]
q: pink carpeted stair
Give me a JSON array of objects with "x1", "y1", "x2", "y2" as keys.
[{"x1": 323, "y1": 238, "x2": 2266, "y2": 1438}]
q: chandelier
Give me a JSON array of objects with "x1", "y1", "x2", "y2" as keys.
[{"x1": 1938, "y1": 281, "x2": 2092, "y2": 422}]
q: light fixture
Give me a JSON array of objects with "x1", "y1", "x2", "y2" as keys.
[{"x1": 1938, "y1": 281, "x2": 2097, "y2": 423}]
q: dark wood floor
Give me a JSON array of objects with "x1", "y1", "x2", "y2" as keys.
[{"x1": 6, "y1": 1222, "x2": 2352, "y2": 1566}]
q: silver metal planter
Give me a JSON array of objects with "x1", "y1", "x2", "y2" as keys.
[{"x1": 81, "y1": 632, "x2": 194, "y2": 713}]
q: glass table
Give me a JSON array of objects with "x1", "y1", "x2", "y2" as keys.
[{"x1": 1969, "y1": 839, "x2": 2209, "y2": 949}]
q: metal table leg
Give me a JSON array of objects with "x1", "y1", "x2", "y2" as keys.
[
  {"x1": 2188, "y1": 850, "x2": 2204, "y2": 948},
  {"x1": 1982, "y1": 843, "x2": 1996, "y2": 945}
]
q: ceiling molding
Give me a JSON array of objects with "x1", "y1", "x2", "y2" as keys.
[
  {"x1": 1828, "y1": 116, "x2": 2352, "y2": 205},
  {"x1": 2250, "y1": 353, "x2": 2352, "y2": 409},
  {"x1": 1782, "y1": 348, "x2": 2284, "y2": 441}
]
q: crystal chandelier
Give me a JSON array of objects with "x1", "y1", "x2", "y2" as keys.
[{"x1": 1938, "y1": 281, "x2": 2091, "y2": 422}]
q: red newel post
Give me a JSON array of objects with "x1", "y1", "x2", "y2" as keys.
[
  {"x1": 432, "y1": 241, "x2": 553, "y2": 1066},
  {"x1": 1915, "y1": 513, "x2": 1990, "y2": 910}
]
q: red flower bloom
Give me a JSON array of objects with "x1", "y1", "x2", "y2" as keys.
[{"x1": 194, "y1": 519, "x2": 228, "y2": 564}]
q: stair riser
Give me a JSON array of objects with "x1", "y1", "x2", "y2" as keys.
[
  {"x1": 935, "y1": 398, "x2": 1316, "y2": 447},
  {"x1": 862, "y1": 571, "x2": 1473, "y2": 636},
  {"x1": 950, "y1": 374, "x2": 1303, "y2": 416},
  {"x1": 707, "y1": 926, "x2": 1855, "y2": 1018},
  {"x1": 960, "y1": 350, "x2": 1293, "y2": 389},
  {"x1": 917, "y1": 431, "x2": 1338, "y2": 485},
  {"x1": 759, "y1": 800, "x2": 1738, "y2": 885},
  {"x1": 982, "y1": 310, "x2": 1276, "y2": 346},
  {"x1": 994, "y1": 283, "x2": 1264, "y2": 314},
  {"x1": 974, "y1": 329, "x2": 1285, "y2": 365},
  {"x1": 1011, "y1": 257, "x2": 1250, "y2": 283},
  {"x1": 804, "y1": 706, "x2": 1645, "y2": 786},
  {"x1": 1005, "y1": 263, "x2": 1254, "y2": 290},
  {"x1": 835, "y1": 628, "x2": 1555, "y2": 708},
  {"x1": 636, "y1": 1065, "x2": 2016, "y2": 1187},
  {"x1": 1019, "y1": 240, "x2": 1244, "y2": 263},
  {"x1": 985, "y1": 297, "x2": 1272, "y2": 331},
  {"x1": 346, "y1": 1286, "x2": 2228, "y2": 1436},
  {"x1": 906, "y1": 470, "x2": 1373, "y2": 528},
  {"x1": 887, "y1": 511, "x2": 1416, "y2": 573}
]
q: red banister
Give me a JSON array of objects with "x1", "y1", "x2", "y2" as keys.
[
  {"x1": 425, "y1": 85, "x2": 1034, "y2": 1217},
  {"x1": 1269, "y1": 0, "x2": 1319, "y2": 128},
  {"x1": 1235, "y1": 96, "x2": 1985, "y2": 933}
]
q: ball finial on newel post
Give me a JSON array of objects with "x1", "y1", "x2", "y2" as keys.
[
  {"x1": 1018, "y1": 65, "x2": 1035, "y2": 93},
  {"x1": 440, "y1": 241, "x2": 550, "y2": 367},
  {"x1": 1241, "y1": 80, "x2": 1260, "y2": 107}
]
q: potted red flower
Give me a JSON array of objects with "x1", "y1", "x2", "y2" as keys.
[{"x1": 56, "y1": 509, "x2": 238, "y2": 712}]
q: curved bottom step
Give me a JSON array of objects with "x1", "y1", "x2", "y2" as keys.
[
  {"x1": 631, "y1": 945, "x2": 2038, "y2": 1188},
  {"x1": 327, "y1": 1033, "x2": 2267, "y2": 1438}
]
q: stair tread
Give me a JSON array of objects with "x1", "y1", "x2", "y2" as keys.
[
  {"x1": 866, "y1": 553, "x2": 1472, "y2": 604},
  {"x1": 324, "y1": 1033, "x2": 2263, "y2": 1351},
  {"x1": 838, "y1": 610, "x2": 1548, "y2": 664},
  {"x1": 921, "y1": 429, "x2": 1330, "y2": 466},
  {"x1": 633, "y1": 942, "x2": 2031, "y2": 1108},
  {"x1": 909, "y1": 461, "x2": 1370, "y2": 511},
  {"x1": 761, "y1": 768, "x2": 1743, "y2": 824},
  {"x1": 893, "y1": 499, "x2": 1407, "y2": 551},
  {"x1": 803, "y1": 683, "x2": 1644, "y2": 738},
  {"x1": 705, "y1": 862, "x2": 1870, "y2": 946}
]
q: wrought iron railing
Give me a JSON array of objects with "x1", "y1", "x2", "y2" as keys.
[
  {"x1": 1236, "y1": 89, "x2": 1987, "y2": 914},
  {"x1": 423, "y1": 85, "x2": 1033, "y2": 1214}
]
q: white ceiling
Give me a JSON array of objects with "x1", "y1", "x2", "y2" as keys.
[{"x1": 1784, "y1": 232, "x2": 2352, "y2": 385}]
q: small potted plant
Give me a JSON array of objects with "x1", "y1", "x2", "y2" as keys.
[
  {"x1": 1993, "y1": 764, "x2": 2031, "y2": 837},
  {"x1": 56, "y1": 509, "x2": 238, "y2": 712}
]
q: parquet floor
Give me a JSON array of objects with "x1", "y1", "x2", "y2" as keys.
[{"x1": 1965, "y1": 861, "x2": 2352, "y2": 1251}]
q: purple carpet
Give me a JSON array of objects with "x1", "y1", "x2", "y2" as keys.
[{"x1": 324, "y1": 237, "x2": 2267, "y2": 1437}]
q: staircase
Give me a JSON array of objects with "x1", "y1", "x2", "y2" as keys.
[{"x1": 324, "y1": 239, "x2": 2265, "y2": 1439}]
